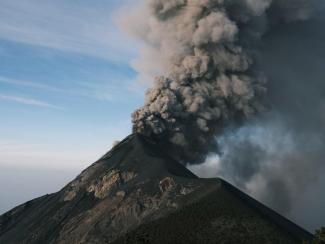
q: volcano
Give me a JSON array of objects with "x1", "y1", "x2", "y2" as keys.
[{"x1": 0, "y1": 134, "x2": 314, "y2": 243}]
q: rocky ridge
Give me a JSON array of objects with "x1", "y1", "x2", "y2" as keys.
[{"x1": 0, "y1": 134, "x2": 314, "y2": 243}]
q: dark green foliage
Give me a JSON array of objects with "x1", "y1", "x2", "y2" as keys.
[{"x1": 313, "y1": 227, "x2": 325, "y2": 244}]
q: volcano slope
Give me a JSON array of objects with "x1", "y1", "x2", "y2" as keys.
[{"x1": 0, "y1": 134, "x2": 314, "y2": 244}]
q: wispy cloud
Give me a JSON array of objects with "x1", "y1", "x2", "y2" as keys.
[
  {"x1": 0, "y1": 74, "x2": 135, "y2": 103},
  {"x1": 0, "y1": 93, "x2": 62, "y2": 110},
  {"x1": 0, "y1": 0, "x2": 137, "y2": 61},
  {"x1": 0, "y1": 76, "x2": 64, "y2": 92}
]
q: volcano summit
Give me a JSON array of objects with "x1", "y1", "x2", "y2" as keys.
[{"x1": 0, "y1": 134, "x2": 313, "y2": 243}]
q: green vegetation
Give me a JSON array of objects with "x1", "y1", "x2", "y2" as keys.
[
  {"x1": 313, "y1": 227, "x2": 325, "y2": 243},
  {"x1": 304, "y1": 227, "x2": 325, "y2": 244}
]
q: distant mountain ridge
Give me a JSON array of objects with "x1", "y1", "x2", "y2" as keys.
[{"x1": 0, "y1": 134, "x2": 314, "y2": 243}]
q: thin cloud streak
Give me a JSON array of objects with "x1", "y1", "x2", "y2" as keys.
[
  {"x1": 0, "y1": 76, "x2": 64, "y2": 92},
  {"x1": 0, "y1": 93, "x2": 63, "y2": 110},
  {"x1": 0, "y1": 75, "x2": 136, "y2": 103},
  {"x1": 0, "y1": 0, "x2": 137, "y2": 61}
]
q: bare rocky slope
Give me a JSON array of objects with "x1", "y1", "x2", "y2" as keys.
[{"x1": 0, "y1": 134, "x2": 314, "y2": 243}]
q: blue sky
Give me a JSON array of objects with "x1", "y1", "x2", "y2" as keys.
[
  {"x1": 0, "y1": 0, "x2": 144, "y2": 169},
  {"x1": 0, "y1": 0, "x2": 145, "y2": 212}
]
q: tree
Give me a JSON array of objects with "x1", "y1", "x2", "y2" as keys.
[{"x1": 314, "y1": 227, "x2": 325, "y2": 244}]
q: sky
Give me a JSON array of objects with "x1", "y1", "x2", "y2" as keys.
[{"x1": 0, "y1": 0, "x2": 144, "y2": 213}]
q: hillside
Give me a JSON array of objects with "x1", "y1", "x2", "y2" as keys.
[{"x1": 0, "y1": 134, "x2": 314, "y2": 243}]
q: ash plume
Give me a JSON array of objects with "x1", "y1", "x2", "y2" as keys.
[
  {"x1": 122, "y1": 0, "x2": 315, "y2": 163},
  {"x1": 189, "y1": 3, "x2": 325, "y2": 230}
]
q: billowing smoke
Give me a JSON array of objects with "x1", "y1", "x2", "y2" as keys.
[
  {"x1": 121, "y1": 0, "x2": 315, "y2": 163},
  {"x1": 119, "y1": 0, "x2": 324, "y2": 230},
  {"x1": 189, "y1": 3, "x2": 325, "y2": 231}
]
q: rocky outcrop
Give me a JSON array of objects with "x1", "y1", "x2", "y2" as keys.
[{"x1": 86, "y1": 170, "x2": 137, "y2": 199}]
